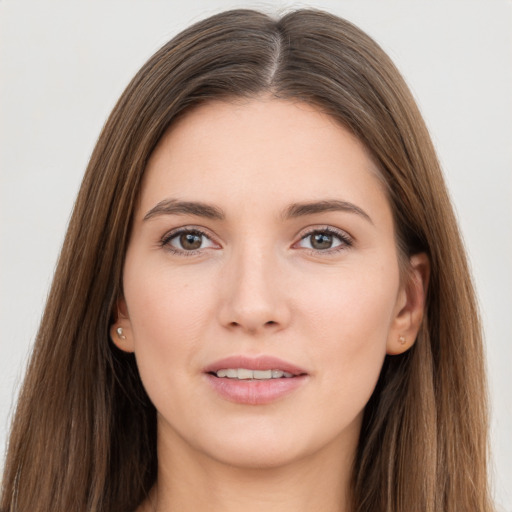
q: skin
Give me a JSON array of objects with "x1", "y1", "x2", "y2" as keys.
[{"x1": 111, "y1": 98, "x2": 428, "y2": 512}]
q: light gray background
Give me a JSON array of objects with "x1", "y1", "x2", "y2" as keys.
[{"x1": 1, "y1": 1, "x2": 511, "y2": 509}]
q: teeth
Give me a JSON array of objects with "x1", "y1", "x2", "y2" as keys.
[
  {"x1": 238, "y1": 368, "x2": 253, "y2": 380},
  {"x1": 214, "y1": 368, "x2": 295, "y2": 380},
  {"x1": 253, "y1": 370, "x2": 272, "y2": 379}
]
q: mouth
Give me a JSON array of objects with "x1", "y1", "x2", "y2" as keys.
[
  {"x1": 204, "y1": 355, "x2": 307, "y2": 379},
  {"x1": 210, "y1": 368, "x2": 295, "y2": 380},
  {"x1": 203, "y1": 356, "x2": 308, "y2": 405}
]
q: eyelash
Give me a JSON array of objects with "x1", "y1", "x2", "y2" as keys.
[
  {"x1": 160, "y1": 226, "x2": 353, "y2": 256},
  {"x1": 160, "y1": 227, "x2": 216, "y2": 256},
  {"x1": 295, "y1": 226, "x2": 353, "y2": 255}
]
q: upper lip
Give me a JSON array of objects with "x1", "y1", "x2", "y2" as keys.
[{"x1": 204, "y1": 355, "x2": 308, "y2": 376}]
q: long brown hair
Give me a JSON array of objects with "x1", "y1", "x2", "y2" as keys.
[{"x1": 1, "y1": 9, "x2": 492, "y2": 512}]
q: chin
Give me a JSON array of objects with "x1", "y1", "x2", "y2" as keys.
[
  {"x1": 190, "y1": 420, "x2": 347, "y2": 472},
  {"x1": 208, "y1": 441, "x2": 306, "y2": 470}
]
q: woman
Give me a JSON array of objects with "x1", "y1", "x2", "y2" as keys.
[{"x1": 1, "y1": 8, "x2": 493, "y2": 512}]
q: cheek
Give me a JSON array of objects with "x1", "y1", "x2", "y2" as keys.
[
  {"x1": 293, "y1": 262, "x2": 399, "y2": 394},
  {"x1": 298, "y1": 264, "x2": 398, "y2": 334},
  {"x1": 126, "y1": 258, "x2": 213, "y2": 330},
  {"x1": 122, "y1": 262, "x2": 216, "y2": 378},
  {"x1": 121, "y1": 263, "x2": 222, "y2": 429}
]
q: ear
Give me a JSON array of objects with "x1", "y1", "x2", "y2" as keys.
[
  {"x1": 386, "y1": 253, "x2": 430, "y2": 355},
  {"x1": 109, "y1": 296, "x2": 135, "y2": 353}
]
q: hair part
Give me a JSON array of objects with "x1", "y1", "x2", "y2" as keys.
[{"x1": 1, "y1": 9, "x2": 492, "y2": 512}]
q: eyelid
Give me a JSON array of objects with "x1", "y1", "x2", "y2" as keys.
[
  {"x1": 160, "y1": 225, "x2": 221, "y2": 254},
  {"x1": 159, "y1": 224, "x2": 352, "y2": 256},
  {"x1": 293, "y1": 225, "x2": 353, "y2": 253}
]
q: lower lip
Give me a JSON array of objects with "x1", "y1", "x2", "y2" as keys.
[{"x1": 205, "y1": 374, "x2": 307, "y2": 405}]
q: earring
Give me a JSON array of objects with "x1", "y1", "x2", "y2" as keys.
[
  {"x1": 398, "y1": 335, "x2": 406, "y2": 345},
  {"x1": 116, "y1": 327, "x2": 126, "y2": 340}
]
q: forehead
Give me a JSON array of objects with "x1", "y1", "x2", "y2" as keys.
[{"x1": 139, "y1": 98, "x2": 390, "y2": 222}]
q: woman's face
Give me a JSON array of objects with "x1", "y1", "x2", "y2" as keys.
[{"x1": 115, "y1": 98, "x2": 420, "y2": 470}]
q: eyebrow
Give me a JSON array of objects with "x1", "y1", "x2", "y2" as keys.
[
  {"x1": 283, "y1": 200, "x2": 373, "y2": 224},
  {"x1": 143, "y1": 198, "x2": 372, "y2": 224},
  {"x1": 143, "y1": 199, "x2": 225, "y2": 221}
]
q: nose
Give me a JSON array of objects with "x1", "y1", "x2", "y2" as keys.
[{"x1": 217, "y1": 245, "x2": 291, "y2": 335}]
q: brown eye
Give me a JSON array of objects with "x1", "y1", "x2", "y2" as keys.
[
  {"x1": 164, "y1": 229, "x2": 216, "y2": 253},
  {"x1": 296, "y1": 228, "x2": 351, "y2": 253},
  {"x1": 310, "y1": 232, "x2": 334, "y2": 250},
  {"x1": 179, "y1": 232, "x2": 203, "y2": 250}
]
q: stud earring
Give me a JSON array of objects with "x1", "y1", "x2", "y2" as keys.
[
  {"x1": 398, "y1": 335, "x2": 406, "y2": 345},
  {"x1": 116, "y1": 327, "x2": 126, "y2": 340}
]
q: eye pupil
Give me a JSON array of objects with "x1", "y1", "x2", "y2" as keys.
[
  {"x1": 180, "y1": 232, "x2": 202, "y2": 250},
  {"x1": 311, "y1": 233, "x2": 333, "y2": 250}
]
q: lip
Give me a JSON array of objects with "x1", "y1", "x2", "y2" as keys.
[
  {"x1": 204, "y1": 355, "x2": 308, "y2": 375},
  {"x1": 203, "y1": 355, "x2": 308, "y2": 406}
]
